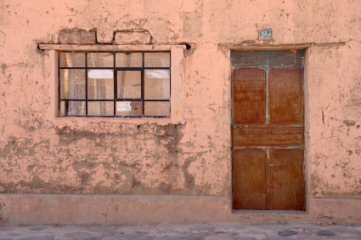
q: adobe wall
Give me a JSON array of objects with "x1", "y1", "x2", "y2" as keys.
[{"x1": 0, "y1": 0, "x2": 360, "y2": 224}]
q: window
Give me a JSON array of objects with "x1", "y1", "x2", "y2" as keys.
[{"x1": 58, "y1": 51, "x2": 171, "y2": 117}]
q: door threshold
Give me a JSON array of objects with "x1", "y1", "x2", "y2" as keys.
[{"x1": 232, "y1": 209, "x2": 307, "y2": 216}]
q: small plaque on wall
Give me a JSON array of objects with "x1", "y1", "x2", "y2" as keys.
[{"x1": 259, "y1": 29, "x2": 273, "y2": 40}]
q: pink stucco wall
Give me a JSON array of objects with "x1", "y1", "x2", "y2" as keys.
[{"x1": 0, "y1": 0, "x2": 360, "y2": 224}]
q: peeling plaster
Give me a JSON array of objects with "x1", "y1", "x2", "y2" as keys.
[{"x1": 0, "y1": 0, "x2": 360, "y2": 202}]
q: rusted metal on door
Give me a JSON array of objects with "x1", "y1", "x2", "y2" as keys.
[
  {"x1": 232, "y1": 68, "x2": 266, "y2": 124},
  {"x1": 231, "y1": 50, "x2": 305, "y2": 210},
  {"x1": 269, "y1": 68, "x2": 304, "y2": 124},
  {"x1": 269, "y1": 149, "x2": 305, "y2": 210},
  {"x1": 233, "y1": 149, "x2": 267, "y2": 209}
]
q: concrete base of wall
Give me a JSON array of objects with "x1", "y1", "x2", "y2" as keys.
[{"x1": 0, "y1": 194, "x2": 360, "y2": 225}]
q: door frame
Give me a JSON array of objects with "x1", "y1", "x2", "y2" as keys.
[{"x1": 228, "y1": 46, "x2": 311, "y2": 213}]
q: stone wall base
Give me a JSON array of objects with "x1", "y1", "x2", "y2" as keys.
[{"x1": 0, "y1": 194, "x2": 360, "y2": 225}]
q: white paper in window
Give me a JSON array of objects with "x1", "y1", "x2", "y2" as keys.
[
  {"x1": 117, "y1": 101, "x2": 132, "y2": 112},
  {"x1": 88, "y1": 70, "x2": 113, "y2": 79}
]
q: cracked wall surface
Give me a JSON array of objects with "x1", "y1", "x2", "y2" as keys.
[{"x1": 0, "y1": 0, "x2": 360, "y2": 200}]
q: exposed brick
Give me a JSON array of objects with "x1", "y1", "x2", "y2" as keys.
[
  {"x1": 114, "y1": 30, "x2": 152, "y2": 45},
  {"x1": 97, "y1": 28, "x2": 114, "y2": 44},
  {"x1": 59, "y1": 28, "x2": 96, "y2": 45}
]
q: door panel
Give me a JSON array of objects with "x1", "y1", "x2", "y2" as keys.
[
  {"x1": 232, "y1": 149, "x2": 267, "y2": 209},
  {"x1": 269, "y1": 68, "x2": 303, "y2": 124},
  {"x1": 269, "y1": 149, "x2": 305, "y2": 210},
  {"x1": 233, "y1": 68, "x2": 266, "y2": 124},
  {"x1": 231, "y1": 50, "x2": 305, "y2": 211},
  {"x1": 232, "y1": 126, "x2": 303, "y2": 147}
]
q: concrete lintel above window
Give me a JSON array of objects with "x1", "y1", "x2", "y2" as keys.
[{"x1": 38, "y1": 44, "x2": 186, "y2": 52}]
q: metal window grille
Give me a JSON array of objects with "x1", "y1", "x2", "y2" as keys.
[
  {"x1": 231, "y1": 50, "x2": 304, "y2": 68},
  {"x1": 58, "y1": 51, "x2": 171, "y2": 118}
]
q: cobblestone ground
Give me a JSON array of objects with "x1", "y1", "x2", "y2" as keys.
[{"x1": 0, "y1": 223, "x2": 360, "y2": 240}]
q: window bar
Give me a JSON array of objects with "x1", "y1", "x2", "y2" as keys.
[
  {"x1": 59, "y1": 67, "x2": 115, "y2": 70},
  {"x1": 142, "y1": 67, "x2": 170, "y2": 70},
  {"x1": 113, "y1": 52, "x2": 117, "y2": 116},
  {"x1": 59, "y1": 98, "x2": 169, "y2": 102},
  {"x1": 57, "y1": 52, "x2": 61, "y2": 116},
  {"x1": 169, "y1": 51, "x2": 172, "y2": 116},
  {"x1": 141, "y1": 52, "x2": 145, "y2": 117},
  {"x1": 85, "y1": 52, "x2": 88, "y2": 116}
]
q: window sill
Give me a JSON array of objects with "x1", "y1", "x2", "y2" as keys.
[{"x1": 52, "y1": 115, "x2": 185, "y2": 127}]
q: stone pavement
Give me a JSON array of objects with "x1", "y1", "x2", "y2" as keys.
[{"x1": 0, "y1": 223, "x2": 360, "y2": 240}]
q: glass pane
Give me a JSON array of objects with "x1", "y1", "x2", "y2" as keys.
[
  {"x1": 88, "y1": 70, "x2": 114, "y2": 99},
  {"x1": 117, "y1": 71, "x2": 141, "y2": 99},
  {"x1": 116, "y1": 52, "x2": 142, "y2": 67},
  {"x1": 87, "y1": 52, "x2": 114, "y2": 67},
  {"x1": 60, "y1": 101, "x2": 86, "y2": 116},
  {"x1": 144, "y1": 101, "x2": 170, "y2": 117},
  {"x1": 60, "y1": 69, "x2": 85, "y2": 99},
  {"x1": 116, "y1": 101, "x2": 142, "y2": 116},
  {"x1": 144, "y1": 70, "x2": 170, "y2": 100},
  {"x1": 144, "y1": 52, "x2": 170, "y2": 67},
  {"x1": 88, "y1": 101, "x2": 114, "y2": 116},
  {"x1": 59, "y1": 52, "x2": 85, "y2": 67}
]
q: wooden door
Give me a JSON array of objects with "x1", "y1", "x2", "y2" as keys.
[{"x1": 231, "y1": 51, "x2": 305, "y2": 210}]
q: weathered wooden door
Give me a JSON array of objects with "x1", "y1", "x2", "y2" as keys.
[{"x1": 231, "y1": 50, "x2": 305, "y2": 210}]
